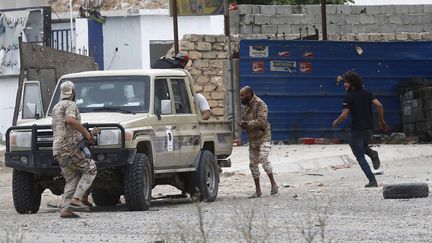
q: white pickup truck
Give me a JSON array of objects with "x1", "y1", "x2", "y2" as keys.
[{"x1": 5, "y1": 69, "x2": 233, "y2": 213}]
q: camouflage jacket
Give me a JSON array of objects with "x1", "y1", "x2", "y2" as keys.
[
  {"x1": 241, "y1": 95, "x2": 271, "y2": 148},
  {"x1": 52, "y1": 100, "x2": 82, "y2": 156}
]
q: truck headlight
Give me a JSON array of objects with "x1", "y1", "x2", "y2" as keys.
[
  {"x1": 9, "y1": 131, "x2": 32, "y2": 150},
  {"x1": 99, "y1": 129, "x2": 121, "y2": 146}
]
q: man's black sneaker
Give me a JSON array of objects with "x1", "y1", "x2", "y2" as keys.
[
  {"x1": 370, "y1": 150, "x2": 380, "y2": 170},
  {"x1": 365, "y1": 180, "x2": 378, "y2": 188}
]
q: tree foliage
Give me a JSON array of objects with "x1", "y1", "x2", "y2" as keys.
[{"x1": 234, "y1": 0, "x2": 353, "y2": 4}]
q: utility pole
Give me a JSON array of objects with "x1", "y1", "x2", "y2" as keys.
[
  {"x1": 321, "y1": 0, "x2": 327, "y2": 40},
  {"x1": 172, "y1": 0, "x2": 179, "y2": 55}
]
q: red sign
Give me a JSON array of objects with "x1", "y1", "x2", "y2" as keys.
[{"x1": 252, "y1": 61, "x2": 264, "y2": 73}]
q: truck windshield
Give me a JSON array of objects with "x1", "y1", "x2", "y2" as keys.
[{"x1": 48, "y1": 76, "x2": 150, "y2": 114}]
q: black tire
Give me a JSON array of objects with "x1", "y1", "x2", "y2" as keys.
[
  {"x1": 123, "y1": 153, "x2": 153, "y2": 211},
  {"x1": 188, "y1": 150, "x2": 219, "y2": 202},
  {"x1": 12, "y1": 170, "x2": 42, "y2": 214},
  {"x1": 92, "y1": 189, "x2": 121, "y2": 206},
  {"x1": 383, "y1": 182, "x2": 429, "y2": 199}
]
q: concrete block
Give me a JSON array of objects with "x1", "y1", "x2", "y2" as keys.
[
  {"x1": 241, "y1": 14, "x2": 254, "y2": 24},
  {"x1": 381, "y1": 24, "x2": 396, "y2": 33},
  {"x1": 327, "y1": 24, "x2": 338, "y2": 34},
  {"x1": 365, "y1": 24, "x2": 382, "y2": 33},
  {"x1": 402, "y1": 14, "x2": 422, "y2": 24},
  {"x1": 179, "y1": 41, "x2": 195, "y2": 50},
  {"x1": 395, "y1": 33, "x2": 409, "y2": 40},
  {"x1": 409, "y1": 5, "x2": 424, "y2": 14},
  {"x1": 422, "y1": 32, "x2": 432, "y2": 40},
  {"x1": 352, "y1": 24, "x2": 367, "y2": 33},
  {"x1": 380, "y1": 5, "x2": 395, "y2": 14},
  {"x1": 327, "y1": 34, "x2": 340, "y2": 40},
  {"x1": 254, "y1": 15, "x2": 271, "y2": 25},
  {"x1": 190, "y1": 68, "x2": 202, "y2": 75},
  {"x1": 240, "y1": 24, "x2": 252, "y2": 34},
  {"x1": 262, "y1": 25, "x2": 278, "y2": 34},
  {"x1": 389, "y1": 16, "x2": 403, "y2": 24},
  {"x1": 340, "y1": 33, "x2": 356, "y2": 41},
  {"x1": 423, "y1": 24, "x2": 432, "y2": 33},
  {"x1": 276, "y1": 6, "x2": 292, "y2": 15},
  {"x1": 261, "y1": 5, "x2": 276, "y2": 16},
  {"x1": 381, "y1": 33, "x2": 396, "y2": 41},
  {"x1": 360, "y1": 15, "x2": 375, "y2": 24},
  {"x1": 315, "y1": 15, "x2": 322, "y2": 25},
  {"x1": 394, "y1": 5, "x2": 410, "y2": 14},
  {"x1": 253, "y1": 25, "x2": 262, "y2": 34},
  {"x1": 420, "y1": 14, "x2": 432, "y2": 24},
  {"x1": 277, "y1": 25, "x2": 291, "y2": 35},
  {"x1": 328, "y1": 14, "x2": 344, "y2": 25},
  {"x1": 197, "y1": 42, "x2": 211, "y2": 51},
  {"x1": 239, "y1": 5, "x2": 252, "y2": 15},
  {"x1": 338, "y1": 24, "x2": 352, "y2": 34},
  {"x1": 252, "y1": 5, "x2": 261, "y2": 14},
  {"x1": 286, "y1": 15, "x2": 301, "y2": 25},
  {"x1": 203, "y1": 51, "x2": 217, "y2": 59},
  {"x1": 212, "y1": 43, "x2": 225, "y2": 51},
  {"x1": 337, "y1": 5, "x2": 351, "y2": 15},
  {"x1": 351, "y1": 5, "x2": 367, "y2": 15},
  {"x1": 271, "y1": 16, "x2": 287, "y2": 25},
  {"x1": 365, "y1": 6, "x2": 381, "y2": 15},
  {"x1": 305, "y1": 5, "x2": 321, "y2": 15},
  {"x1": 356, "y1": 34, "x2": 370, "y2": 41},
  {"x1": 216, "y1": 35, "x2": 226, "y2": 42},
  {"x1": 424, "y1": 5, "x2": 432, "y2": 14},
  {"x1": 196, "y1": 75, "x2": 210, "y2": 83},
  {"x1": 326, "y1": 5, "x2": 338, "y2": 15},
  {"x1": 408, "y1": 32, "x2": 424, "y2": 40},
  {"x1": 300, "y1": 15, "x2": 316, "y2": 25},
  {"x1": 368, "y1": 34, "x2": 382, "y2": 41},
  {"x1": 346, "y1": 15, "x2": 360, "y2": 25},
  {"x1": 291, "y1": 24, "x2": 303, "y2": 34},
  {"x1": 217, "y1": 52, "x2": 228, "y2": 59},
  {"x1": 374, "y1": 15, "x2": 389, "y2": 24},
  {"x1": 188, "y1": 51, "x2": 202, "y2": 60},
  {"x1": 292, "y1": 5, "x2": 306, "y2": 14},
  {"x1": 204, "y1": 35, "x2": 216, "y2": 42}
]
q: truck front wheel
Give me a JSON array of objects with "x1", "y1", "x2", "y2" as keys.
[
  {"x1": 12, "y1": 170, "x2": 42, "y2": 214},
  {"x1": 123, "y1": 153, "x2": 153, "y2": 211},
  {"x1": 188, "y1": 150, "x2": 219, "y2": 202}
]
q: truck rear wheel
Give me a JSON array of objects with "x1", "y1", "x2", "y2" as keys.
[
  {"x1": 188, "y1": 150, "x2": 219, "y2": 202},
  {"x1": 92, "y1": 189, "x2": 121, "y2": 206},
  {"x1": 123, "y1": 153, "x2": 153, "y2": 211},
  {"x1": 12, "y1": 170, "x2": 42, "y2": 214}
]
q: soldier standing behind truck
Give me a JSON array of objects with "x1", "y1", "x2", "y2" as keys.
[
  {"x1": 52, "y1": 81, "x2": 99, "y2": 218},
  {"x1": 238, "y1": 86, "x2": 278, "y2": 198}
]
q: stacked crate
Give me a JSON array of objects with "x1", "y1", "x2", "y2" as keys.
[{"x1": 401, "y1": 86, "x2": 432, "y2": 141}]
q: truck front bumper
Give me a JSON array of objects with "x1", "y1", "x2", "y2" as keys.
[{"x1": 6, "y1": 148, "x2": 136, "y2": 176}]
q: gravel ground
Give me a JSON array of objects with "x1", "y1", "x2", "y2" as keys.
[{"x1": 0, "y1": 146, "x2": 432, "y2": 242}]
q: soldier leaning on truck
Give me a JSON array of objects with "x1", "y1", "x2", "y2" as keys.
[
  {"x1": 238, "y1": 86, "x2": 278, "y2": 198},
  {"x1": 52, "y1": 81, "x2": 99, "y2": 218}
]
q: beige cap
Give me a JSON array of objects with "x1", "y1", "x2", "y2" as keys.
[{"x1": 60, "y1": 81, "x2": 75, "y2": 100}]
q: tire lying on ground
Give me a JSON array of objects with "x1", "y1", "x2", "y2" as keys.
[{"x1": 383, "y1": 182, "x2": 429, "y2": 199}]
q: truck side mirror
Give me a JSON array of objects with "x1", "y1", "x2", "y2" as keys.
[{"x1": 161, "y1": 100, "x2": 172, "y2": 115}]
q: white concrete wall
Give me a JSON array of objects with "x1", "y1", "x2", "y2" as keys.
[
  {"x1": 0, "y1": 77, "x2": 18, "y2": 140},
  {"x1": 75, "y1": 18, "x2": 89, "y2": 56},
  {"x1": 0, "y1": 0, "x2": 45, "y2": 9},
  {"x1": 140, "y1": 9, "x2": 224, "y2": 68},
  {"x1": 102, "y1": 16, "x2": 142, "y2": 70}
]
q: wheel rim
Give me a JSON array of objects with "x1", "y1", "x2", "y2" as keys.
[{"x1": 205, "y1": 160, "x2": 216, "y2": 193}]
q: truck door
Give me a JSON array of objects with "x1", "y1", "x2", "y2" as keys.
[
  {"x1": 169, "y1": 78, "x2": 200, "y2": 167},
  {"x1": 152, "y1": 78, "x2": 185, "y2": 169},
  {"x1": 17, "y1": 81, "x2": 45, "y2": 125}
]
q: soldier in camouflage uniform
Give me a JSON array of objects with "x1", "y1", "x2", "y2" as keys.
[
  {"x1": 52, "y1": 81, "x2": 98, "y2": 218},
  {"x1": 239, "y1": 86, "x2": 278, "y2": 198}
]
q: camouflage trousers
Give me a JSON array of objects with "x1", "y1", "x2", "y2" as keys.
[
  {"x1": 249, "y1": 142, "x2": 273, "y2": 179},
  {"x1": 55, "y1": 151, "x2": 97, "y2": 211}
]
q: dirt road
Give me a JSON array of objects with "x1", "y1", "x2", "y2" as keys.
[{"x1": 1, "y1": 145, "x2": 431, "y2": 242}]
